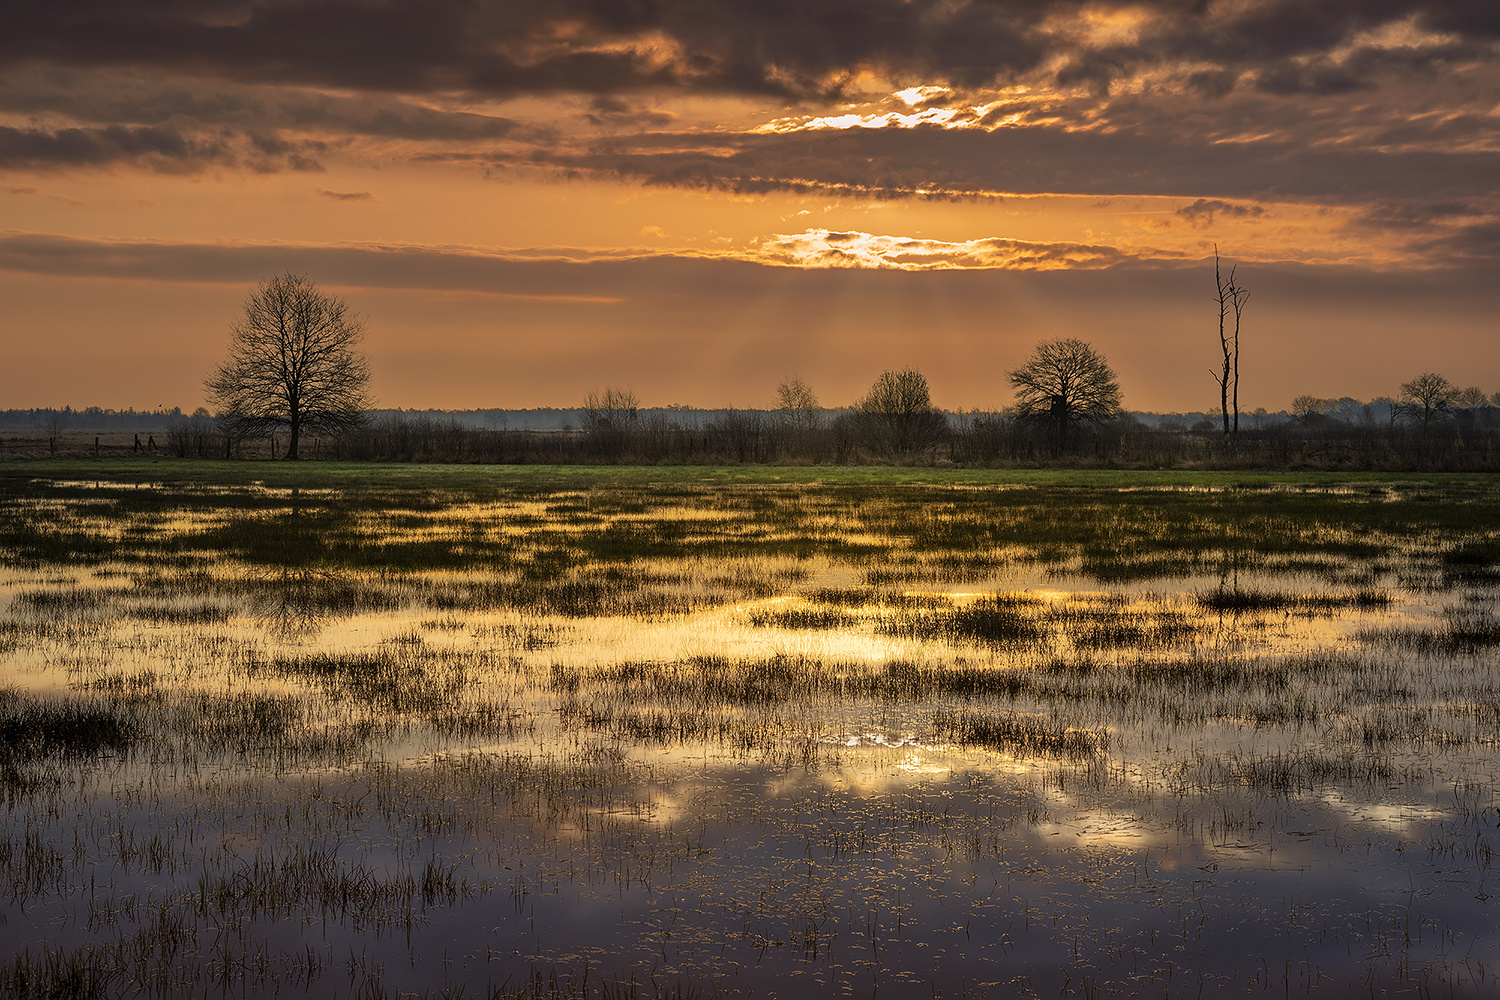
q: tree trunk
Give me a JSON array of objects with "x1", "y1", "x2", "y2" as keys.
[{"x1": 1214, "y1": 248, "x2": 1232, "y2": 445}]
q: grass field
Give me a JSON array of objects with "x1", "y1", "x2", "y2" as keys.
[{"x1": 2, "y1": 461, "x2": 1498, "y2": 997}]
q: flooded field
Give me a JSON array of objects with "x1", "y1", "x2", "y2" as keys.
[{"x1": 2, "y1": 466, "x2": 1499, "y2": 998}]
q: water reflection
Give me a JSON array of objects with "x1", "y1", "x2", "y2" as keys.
[
  {"x1": 251, "y1": 566, "x2": 333, "y2": 639},
  {"x1": 1, "y1": 476, "x2": 1498, "y2": 996}
]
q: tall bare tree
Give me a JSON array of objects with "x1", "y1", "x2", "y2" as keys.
[
  {"x1": 205, "y1": 274, "x2": 371, "y2": 460},
  {"x1": 1211, "y1": 247, "x2": 1249, "y2": 446},
  {"x1": 1008, "y1": 338, "x2": 1122, "y2": 449}
]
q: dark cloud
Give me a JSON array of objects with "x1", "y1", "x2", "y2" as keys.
[
  {"x1": 0, "y1": 123, "x2": 236, "y2": 171},
  {"x1": 584, "y1": 95, "x2": 677, "y2": 129},
  {"x1": 518, "y1": 123, "x2": 1500, "y2": 203},
  {"x1": 1411, "y1": 221, "x2": 1500, "y2": 260},
  {"x1": 0, "y1": 121, "x2": 331, "y2": 173},
  {"x1": 316, "y1": 188, "x2": 375, "y2": 201},
  {"x1": 1176, "y1": 199, "x2": 1266, "y2": 227},
  {"x1": 1360, "y1": 200, "x2": 1478, "y2": 229},
  {"x1": 3, "y1": 0, "x2": 1492, "y2": 101},
  {"x1": 0, "y1": 231, "x2": 667, "y2": 297},
  {"x1": 1252, "y1": 60, "x2": 1370, "y2": 95},
  {"x1": 0, "y1": 68, "x2": 532, "y2": 142},
  {"x1": 3, "y1": 0, "x2": 1496, "y2": 227},
  {"x1": 1085, "y1": 0, "x2": 1496, "y2": 90},
  {"x1": 1346, "y1": 200, "x2": 1500, "y2": 262}
]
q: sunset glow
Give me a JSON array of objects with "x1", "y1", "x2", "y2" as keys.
[{"x1": 3, "y1": 1, "x2": 1498, "y2": 411}]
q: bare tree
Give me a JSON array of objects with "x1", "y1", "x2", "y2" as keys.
[
  {"x1": 775, "y1": 376, "x2": 821, "y2": 432},
  {"x1": 1008, "y1": 338, "x2": 1122, "y2": 449},
  {"x1": 1456, "y1": 386, "x2": 1489, "y2": 409},
  {"x1": 205, "y1": 274, "x2": 371, "y2": 460},
  {"x1": 581, "y1": 386, "x2": 640, "y2": 452},
  {"x1": 1290, "y1": 395, "x2": 1324, "y2": 424},
  {"x1": 858, "y1": 368, "x2": 945, "y2": 453},
  {"x1": 37, "y1": 407, "x2": 66, "y2": 458},
  {"x1": 1394, "y1": 372, "x2": 1460, "y2": 432},
  {"x1": 1211, "y1": 247, "x2": 1249, "y2": 446},
  {"x1": 582, "y1": 386, "x2": 639, "y2": 431}
]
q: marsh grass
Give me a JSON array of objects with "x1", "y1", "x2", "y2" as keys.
[
  {"x1": 1359, "y1": 609, "x2": 1500, "y2": 653},
  {"x1": 880, "y1": 594, "x2": 1046, "y2": 646},
  {"x1": 3, "y1": 468, "x2": 1500, "y2": 997},
  {"x1": 756, "y1": 589, "x2": 1205, "y2": 654},
  {"x1": 932, "y1": 709, "x2": 1107, "y2": 758},
  {"x1": 1196, "y1": 587, "x2": 1393, "y2": 613},
  {"x1": 264, "y1": 648, "x2": 471, "y2": 713},
  {"x1": 0, "y1": 690, "x2": 139, "y2": 764},
  {"x1": 1174, "y1": 747, "x2": 1398, "y2": 794}
]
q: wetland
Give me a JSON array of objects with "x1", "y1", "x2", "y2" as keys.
[{"x1": 2, "y1": 463, "x2": 1499, "y2": 998}]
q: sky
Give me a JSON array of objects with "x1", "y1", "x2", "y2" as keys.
[{"x1": 2, "y1": 0, "x2": 1498, "y2": 414}]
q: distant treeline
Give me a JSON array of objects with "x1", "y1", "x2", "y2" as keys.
[
  {"x1": 0, "y1": 406, "x2": 192, "y2": 432},
  {"x1": 1, "y1": 405, "x2": 1288, "y2": 433},
  {"x1": 153, "y1": 404, "x2": 1500, "y2": 470},
  {"x1": 10, "y1": 401, "x2": 1500, "y2": 470}
]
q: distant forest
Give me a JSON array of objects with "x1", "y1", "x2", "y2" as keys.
[
  {"x1": 0, "y1": 404, "x2": 1284, "y2": 431},
  {"x1": 6, "y1": 399, "x2": 1500, "y2": 471},
  {"x1": 0, "y1": 400, "x2": 1406, "y2": 434}
]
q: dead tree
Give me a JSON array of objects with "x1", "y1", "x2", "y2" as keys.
[{"x1": 1212, "y1": 247, "x2": 1250, "y2": 446}]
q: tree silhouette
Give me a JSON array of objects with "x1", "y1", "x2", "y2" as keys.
[
  {"x1": 1008, "y1": 338, "x2": 1122, "y2": 449},
  {"x1": 581, "y1": 386, "x2": 639, "y2": 453},
  {"x1": 1211, "y1": 247, "x2": 1249, "y2": 446},
  {"x1": 205, "y1": 274, "x2": 371, "y2": 460},
  {"x1": 858, "y1": 368, "x2": 945, "y2": 453},
  {"x1": 775, "y1": 376, "x2": 821, "y2": 432},
  {"x1": 1456, "y1": 386, "x2": 1489, "y2": 409},
  {"x1": 1394, "y1": 372, "x2": 1460, "y2": 432}
]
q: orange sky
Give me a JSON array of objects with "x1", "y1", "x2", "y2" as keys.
[{"x1": 3, "y1": 2, "x2": 1498, "y2": 413}]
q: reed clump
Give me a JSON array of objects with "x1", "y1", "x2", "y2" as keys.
[{"x1": 932, "y1": 709, "x2": 1107, "y2": 758}]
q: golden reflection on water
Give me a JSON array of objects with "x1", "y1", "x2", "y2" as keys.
[{"x1": 3, "y1": 482, "x2": 1500, "y2": 996}]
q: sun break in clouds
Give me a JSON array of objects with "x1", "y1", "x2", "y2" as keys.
[{"x1": 2, "y1": 1, "x2": 1498, "y2": 410}]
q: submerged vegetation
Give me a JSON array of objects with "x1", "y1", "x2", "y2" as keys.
[{"x1": 1, "y1": 464, "x2": 1499, "y2": 996}]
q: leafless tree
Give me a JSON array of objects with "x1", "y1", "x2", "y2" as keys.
[
  {"x1": 37, "y1": 407, "x2": 66, "y2": 457},
  {"x1": 1211, "y1": 247, "x2": 1249, "y2": 446},
  {"x1": 582, "y1": 386, "x2": 639, "y2": 431},
  {"x1": 1008, "y1": 338, "x2": 1122, "y2": 449},
  {"x1": 775, "y1": 376, "x2": 821, "y2": 432},
  {"x1": 1394, "y1": 372, "x2": 1460, "y2": 432},
  {"x1": 1456, "y1": 386, "x2": 1489, "y2": 409},
  {"x1": 858, "y1": 368, "x2": 945, "y2": 453},
  {"x1": 1290, "y1": 395, "x2": 1323, "y2": 421},
  {"x1": 205, "y1": 274, "x2": 371, "y2": 460},
  {"x1": 581, "y1": 386, "x2": 640, "y2": 453}
]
